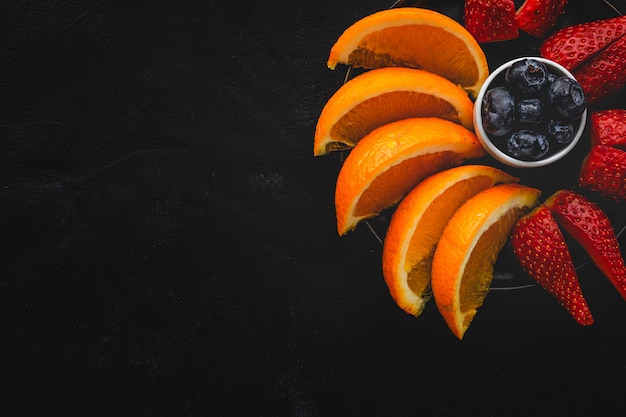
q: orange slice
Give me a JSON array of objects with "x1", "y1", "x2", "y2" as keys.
[
  {"x1": 431, "y1": 183, "x2": 541, "y2": 339},
  {"x1": 313, "y1": 67, "x2": 474, "y2": 156},
  {"x1": 327, "y1": 8, "x2": 489, "y2": 98},
  {"x1": 335, "y1": 117, "x2": 485, "y2": 236},
  {"x1": 382, "y1": 165, "x2": 518, "y2": 317}
]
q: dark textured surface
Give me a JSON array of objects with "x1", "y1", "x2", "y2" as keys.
[{"x1": 1, "y1": 0, "x2": 626, "y2": 415}]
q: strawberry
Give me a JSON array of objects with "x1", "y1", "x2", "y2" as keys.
[
  {"x1": 545, "y1": 190, "x2": 626, "y2": 299},
  {"x1": 510, "y1": 205, "x2": 593, "y2": 325},
  {"x1": 516, "y1": 0, "x2": 568, "y2": 37},
  {"x1": 590, "y1": 109, "x2": 626, "y2": 150},
  {"x1": 540, "y1": 15, "x2": 626, "y2": 72},
  {"x1": 464, "y1": 0, "x2": 519, "y2": 43},
  {"x1": 572, "y1": 34, "x2": 626, "y2": 105},
  {"x1": 578, "y1": 145, "x2": 626, "y2": 203}
]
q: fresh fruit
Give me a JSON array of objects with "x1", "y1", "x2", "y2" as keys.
[
  {"x1": 506, "y1": 130, "x2": 549, "y2": 161},
  {"x1": 510, "y1": 205, "x2": 593, "y2": 325},
  {"x1": 548, "y1": 76, "x2": 587, "y2": 121},
  {"x1": 479, "y1": 58, "x2": 586, "y2": 161},
  {"x1": 326, "y1": 7, "x2": 489, "y2": 98},
  {"x1": 506, "y1": 58, "x2": 549, "y2": 95},
  {"x1": 382, "y1": 165, "x2": 518, "y2": 317},
  {"x1": 431, "y1": 183, "x2": 541, "y2": 339},
  {"x1": 570, "y1": 35, "x2": 626, "y2": 105},
  {"x1": 578, "y1": 145, "x2": 626, "y2": 203},
  {"x1": 482, "y1": 87, "x2": 515, "y2": 136},
  {"x1": 590, "y1": 109, "x2": 626, "y2": 150},
  {"x1": 548, "y1": 120, "x2": 574, "y2": 144},
  {"x1": 545, "y1": 190, "x2": 626, "y2": 299},
  {"x1": 316, "y1": 6, "x2": 626, "y2": 335},
  {"x1": 464, "y1": 0, "x2": 519, "y2": 43},
  {"x1": 541, "y1": 14, "x2": 626, "y2": 103},
  {"x1": 313, "y1": 67, "x2": 475, "y2": 156},
  {"x1": 334, "y1": 117, "x2": 485, "y2": 235},
  {"x1": 517, "y1": 98, "x2": 544, "y2": 125},
  {"x1": 540, "y1": 15, "x2": 626, "y2": 72},
  {"x1": 463, "y1": 0, "x2": 569, "y2": 42},
  {"x1": 516, "y1": 0, "x2": 569, "y2": 37}
]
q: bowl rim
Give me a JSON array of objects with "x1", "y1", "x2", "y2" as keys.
[{"x1": 473, "y1": 56, "x2": 588, "y2": 169}]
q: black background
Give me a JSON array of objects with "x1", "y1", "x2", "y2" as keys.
[{"x1": 2, "y1": 0, "x2": 626, "y2": 415}]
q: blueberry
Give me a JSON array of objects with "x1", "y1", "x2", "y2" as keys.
[
  {"x1": 547, "y1": 71, "x2": 557, "y2": 85},
  {"x1": 482, "y1": 87, "x2": 515, "y2": 136},
  {"x1": 548, "y1": 120, "x2": 575, "y2": 144},
  {"x1": 505, "y1": 130, "x2": 550, "y2": 160},
  {"x1": 516, "y1": 98, "x2": 544, "y2": 124},
  {"x1": 505, "y1": 59, "x2": 548, "y2": 95},
  {"x1": 548, "y1": 76, "x2": 586, "y2": 121}
]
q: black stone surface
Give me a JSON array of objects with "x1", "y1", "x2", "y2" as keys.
[{"x1": 1, "y1": 0, "x2": 626, "y2": 415}]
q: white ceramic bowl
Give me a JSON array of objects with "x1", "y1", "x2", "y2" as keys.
[{"x1": 473, "y1": 57, "x2": 587, "y2": 168}]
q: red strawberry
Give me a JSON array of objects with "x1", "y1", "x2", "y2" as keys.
[
  {"x1": 516, "y1": 0, "x2": 569, "y2": 37},
  {"x1": 510, "y1": 205, "x2": 593, "y2": 325},
  {"x1": 572, "y1": 34, "x2": 626, "y2": 104},
  {"x1": 545, "y1": 189, "x2": 626, "y2": 299},
  {"x1": 578, "y1": 145, "x2": 626, "y2": 203},
  {"x1": 540, "y1": 15, "x2": 626, "y2": 72},
  {"x1": 590, "y1": 109, "x2": 626, "y2": 150},
  {"x1": 464, "y1": 0, "x2": 519, "y2": 43}
]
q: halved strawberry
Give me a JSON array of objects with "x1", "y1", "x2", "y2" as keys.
[
  {"x1": 572, "y1": 35, "x2": 626, "y2": 104},
  {"x1": 464, "y1": 0, "x2": 519, "y2": 43},
  {"x1": 516, "y1": 0, "x2": 568, "y2": 37},
  {"x1": 545, "y1": 190, "x2": 626, "y2": 299},
  {"x1": 591, "y1": 109, "x2": 626, "y2": 150},
  {"x1": 540, "y1": 15, "x2": 626, "y2": 72},
  {"x1": 510, "y1": 205, "x2": 593, "y2": 325},
  {"x1": 578, "y1": 145, "x2": 626, "y2": 203}
]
